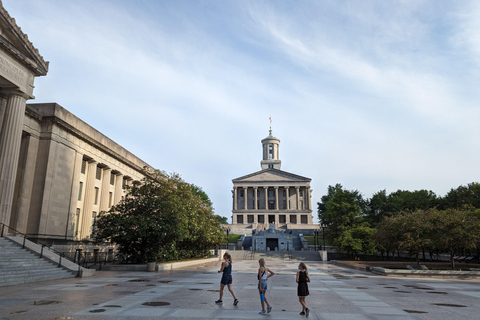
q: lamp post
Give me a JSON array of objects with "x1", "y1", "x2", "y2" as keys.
[
  {"x1": 225, "y1": 226, "x2": 231, "y2": 249},
  {"x1": 321, "y1": 224, "x2": 326, "y2": 251}
]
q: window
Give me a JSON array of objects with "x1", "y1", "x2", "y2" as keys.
[
  {"x1": 268, "y1": 200, "x2": 275, "y2": 209},
  {"x1": 301, "y1": 215, "x2": 308, "y2": 224},
  {"x1": 269, "y1": 144, "x2": 273, "y2": 159},
  {"x1": 258, "y1": 215, "x2": 265, "y2": 224},
  {"x1": 283, "y1": 200, "x2": 286, "y2": 209},
  {"x1": 109, "y1": 192, "x2": 113, "y2": 207},
  {"x1": 247, "y1": 215, "x2": 254, "y2": 223},
  {"x1": 290, "y1": 215, "x2": 297, "y2": 224},
  {"x1": 94, "y1": 187, "x2": 99, "y2": 205},
  {"x1": 78, "y1": 182, "x2": 83, "y2": 201},
  {"x1": 268, "y1": 190, "x2": 274, "y2": 197},
  {"x1": 268, "y1": 164, "x2": 274, "y2": 168},
  {"x1": 257, "y1": 200, "x2": 260, "y2": 209},
  {"x1": 240, "y1": 190, "x2": 244, "y2": 197},
  {"x1": 81, "y1": 159, "x2": 87, "y2": 174},
  {"x1": 283, "y1": 190, "x2": 286, "y2": 197},
  {"x1": 300, "y1": 189, "x2": 304, "y2": 197},
  {"x1": 110, "y1": 173, "x2": 115, "y2": 185},
  {"x1": 237, "y1": 215, "x2": 244, "y2": 224},
  {"x1": 96, "y1": 166, "x2": 102, "y2": 180},
  {"x1": 279, "y1": 215, "x2": 286, "y2": 223}
]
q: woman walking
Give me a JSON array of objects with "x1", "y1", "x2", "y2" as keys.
[
  {"x1": 258, "y1": 258, "x2": 274, "y2": 315},
  {"x1": 216, "y1": 252, "x2": 239, "y2": 306},
  {"x1": 297, "y1": 262, "x2": 311, "y2": 317}
]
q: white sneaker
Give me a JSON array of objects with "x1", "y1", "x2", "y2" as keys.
[{"x1": 259, "y1": 310, "x2": 266, "y2": 315}]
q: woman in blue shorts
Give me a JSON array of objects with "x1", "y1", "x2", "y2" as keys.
[{"x1": 216, "y1": 252, "x2": 239, "y2": 306}]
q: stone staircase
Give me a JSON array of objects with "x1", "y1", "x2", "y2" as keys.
[
  {"x1": 0, "y1": 237, "x2": 76, "y2": 287},
  {"x1": 228, "y1": 250, "x2": 321, "y2": 261}
]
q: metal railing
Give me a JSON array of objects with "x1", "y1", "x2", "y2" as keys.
[{"x1": 0, "y1": 223, "x2": 113, "y2": 275}]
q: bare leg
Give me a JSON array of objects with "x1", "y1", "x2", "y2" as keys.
[
  {"x1": 227, "y1": 284, "x2": 237, "y2": 300},
  {"x1": 299, "y1": 297, "x2": 306, "y2": 312},
  {"x1": 219, "y1": 283, "x2": 225, "y2": 301}
]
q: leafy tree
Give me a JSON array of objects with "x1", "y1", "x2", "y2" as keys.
[
  {"x1": 93, "y1": 169, "x2": 224, "y2": 263},
  {"x1": 440, "y1": 182, "x2": 480, "y2": 209},
  {"x1": 317, "y1": 184, "x2": 372, "y2": 254},
  {"x1": 214, "y1": 215, "x2": 229, "y2": 225}
]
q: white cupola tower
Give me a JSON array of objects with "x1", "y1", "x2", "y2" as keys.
[{"x1": 260, "y1": 127, "x2": 281, "y2": 170}]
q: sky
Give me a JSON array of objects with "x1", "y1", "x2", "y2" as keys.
[{"x1": 4, "y1": 0, "x2": 480, "y2": 222}]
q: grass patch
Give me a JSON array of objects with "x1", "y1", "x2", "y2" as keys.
[{"x1": 227, "y1": 234, "x2": 242, "y2": 243}]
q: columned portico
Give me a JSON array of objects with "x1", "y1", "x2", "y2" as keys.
[{"x1": 0, "y1": 91, "x2": 29, "y2": 226}]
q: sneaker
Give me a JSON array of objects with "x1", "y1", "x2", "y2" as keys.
[
  {"x1": 259, "y1": 310, "x2": 267, "y2": 315},
  {"x1": 233, "y1": 299, "x2": 239, "y2": 306},
  {"x1": 300, "y1": 311, "x2": 306, "y2": 315},
  {"x1": 305, "y1": 308, "x2": 309, "y2": 318},
  {"x1": 267, "y1": 305, "x2": 272, "y2": 313},
  {"x1": 215, "y1": 300, "x2": 223, "y2": 304}
]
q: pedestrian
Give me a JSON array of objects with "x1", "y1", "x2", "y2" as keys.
[
  {"x1": 258, "y1": 258, "x2": 274, "y2": 315},
  {"x1": 215, "y1": 252, "x2": 239, "y2": 306},
  {"x1": 297, "y1": 262, "x2": 311, "y2": 317}
]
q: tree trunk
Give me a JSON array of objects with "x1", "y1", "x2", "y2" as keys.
[{"x1": 450, "y1": 248, "x2": 455, "y2": 270}]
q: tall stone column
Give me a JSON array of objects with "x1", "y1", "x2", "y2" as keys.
[
  {"x1": 244, "y1": 187, "x2": 248, "y2": 210},
  {"x1": 99, "y1": 168, "x2": 112, "y2": 212},
  {"x1": 275, "y1": 187, "x2": 279, "y2": 210},
  {"x1": 13, "y1": 133, "x2": 40, "y2": 234},
  {"x1": 233, "y1": 187, "x2": 237, "y2": 210},
  {"x1": 264, "y1": 187, "x2": 268, "y2": 210},
  {"x1": 0, "y1": 92, "x2": 28, "y2": 227},
  {"x1": 306, "y1": 187, "x2": 311, "y2": 210},
  {"x1": 296, "y1": 187, "x2": 300, "y2": 210},
  {"x1": 254, "y1": 187, "x2": 258, "y2": 210},
  {"x1": 286, "y1": 187, "x2": 290, "y2": 210},
  {"x1": 113, "y1": 173, "x2": 124, "y2": 205},
  {"x1": 80, "y1": 160, "x2": 97, "y2": 238}
]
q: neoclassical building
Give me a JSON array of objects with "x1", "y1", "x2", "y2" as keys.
[
  {"x1": 0, "y1": 3, "x2": 150, "y2": 242},
  {"x1": 231, "y1": 129, "x2": 315, "y2": 230}
]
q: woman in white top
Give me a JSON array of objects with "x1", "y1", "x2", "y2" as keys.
[{"x1": 257, "y1": 258, "x2": 274, "y2": 315}]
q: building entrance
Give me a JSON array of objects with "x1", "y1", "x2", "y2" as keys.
[{"x1": 266, "y1": 238, "x2": 278, "y2": 251}]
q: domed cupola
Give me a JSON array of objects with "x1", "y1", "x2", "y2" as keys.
[{"x1": 261, "y1": 127, "x2": 281, "y2": 170}]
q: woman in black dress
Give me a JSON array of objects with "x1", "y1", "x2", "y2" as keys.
[{"x1": 296, "y1": 262, "x2": 311, "y2": 317}]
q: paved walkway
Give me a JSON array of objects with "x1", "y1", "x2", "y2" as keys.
[{"x1": 1, "y1": 260, "x2": 480, "y2": 319}]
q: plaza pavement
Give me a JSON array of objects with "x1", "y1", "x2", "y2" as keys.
[{"x1": 1, "y1": 259, "x2": 480, "y2": 320}]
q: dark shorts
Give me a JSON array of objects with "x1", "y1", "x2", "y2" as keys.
[{"x1": 221, "y1": 274, "x2": 232, "y2": 285}]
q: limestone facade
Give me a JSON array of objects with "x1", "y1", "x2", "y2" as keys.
[
  {"x1": 0, "y1": 2, "x2": 49, "y2": 229},
  {"x1": 232, "y1": 129, "x2": 315, "y2": 230},
  {"x1": 9, "y1": 103, "x2": 149, "y2": 240},
  {"x1": 0, "y1": 3, "x2": 150, "y2": 241}
]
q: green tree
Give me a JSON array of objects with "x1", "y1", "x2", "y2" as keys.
[
  {"x1": 440, "y1": 182, "x2": 480, "y2": 209},
  {"x1": 93, "y1": 169, "x2": 224, "y2": 263},
  {"x1": 317, "y1": 184, "x2": 372, "y2": 254}
]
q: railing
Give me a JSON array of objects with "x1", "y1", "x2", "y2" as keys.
[{"x1": 0, "y1": 223, "x2": 113, "y2": 274}]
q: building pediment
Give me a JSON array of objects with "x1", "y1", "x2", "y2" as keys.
[
  {"x1": 233, "y1": 169, "x2": 311, "y2": 183},
  {"x1": 0, "y1": 4, "x2": 49, "y2": 77}
]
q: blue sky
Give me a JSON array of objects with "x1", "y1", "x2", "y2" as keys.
[{"x1": 5, "y1": 1, "x2": 480, "y2": 222}]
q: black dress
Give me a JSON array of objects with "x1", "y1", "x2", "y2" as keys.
[{"x1": 297, "y1": 271, "x2": 309, "y2": 297}]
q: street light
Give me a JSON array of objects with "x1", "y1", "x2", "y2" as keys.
[{"x1": 321, "y1": 224, "x2": 326, "y2": 251}]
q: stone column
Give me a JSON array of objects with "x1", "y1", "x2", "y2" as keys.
[
  {"x1": 296, "y1": 187, "x2": 300, "y2": 210},
  {"x1": 306, "y1": 187, "x2": 311, "y2": 210},
  {"x1": 264, "y1": 187, "x2": 268, "y2": 210},
  {"x1": 99, "y1": 167, "x2": 112, "y2": 212},
  {"x1": 80, "y1": 160, "x2": 97, "y2": 238},
  {"x1": 254, "y1": 187, "x2": 258, "y2": 210},
  {"x1": 275, "y1": 187, "x2": 279, "y2": 210},
  {"x1": 66, "y1": 152, "x2": 84, "y2": 238},
  {"x1": 244, "y1": 187, "x2": 248, "y2": 210},
  {"x1": 0, "y1": 92, "x2": 28, "y2": 226},
  {"x1": 233, "y1": 187, "x2": 237, "y2": 210},
  {"x1": 286, "y1": 187, "x2": 290, "y2": 210},
  {"x1": 113, "y1": 173, "x2": 124, "y2": 205}
]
